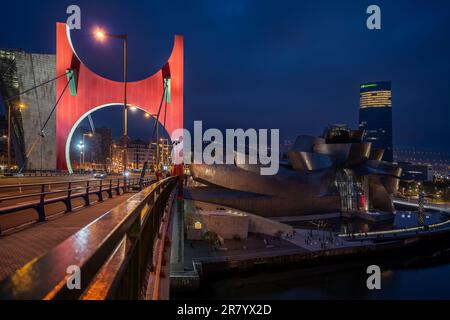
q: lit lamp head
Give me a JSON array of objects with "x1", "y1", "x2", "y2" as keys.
[
  {"x1": 144, "y1": 113, "x2": 151, "y2": 119},
  {"x1": 94, "y1": 28, "x2": 107, "y2": 41}
]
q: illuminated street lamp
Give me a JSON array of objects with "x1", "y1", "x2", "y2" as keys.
[
  {"x1": 94, "y1": 30, "x2": 106, "y2": 41},
  {"x1": 94, "y1": 27, "x2": 128, "y2": 175}
]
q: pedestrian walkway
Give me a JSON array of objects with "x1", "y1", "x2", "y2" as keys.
[
  {"x1": 283, "y1": 228, "x2": 372, "y2": 252},
  {"x1": 0, "y1": 193, "x2": 133, "y2": 281}
]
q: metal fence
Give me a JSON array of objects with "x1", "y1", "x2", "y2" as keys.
[{"x1": 0, "y1": 177, "x2": 154, "y2": 234}]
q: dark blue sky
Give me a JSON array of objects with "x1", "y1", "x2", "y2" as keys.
[{"x1": 1, "y1": 0, "x2": 449, "y2": 151}]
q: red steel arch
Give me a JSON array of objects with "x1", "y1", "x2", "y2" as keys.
[{"x1": 55, "y1": 22, "x2": 183, "y2": 172}]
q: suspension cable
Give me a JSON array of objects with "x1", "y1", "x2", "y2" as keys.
[
  {"x1": 19, "y1": 74, "x2": 73, "y2": 172},
  {"x1": 40, "y1": 73, "x2": 73, "y2": 135},
  {"x1": 163, "y1": 92, "x2": 168, "y2": 130},
  {"x1": 3, "y1": 72, "x2": 69, "y2": 103},
  {"x1": 151, "y1": 81, "x2": 167, "y2": 143},
  {"x1": 149, "y1": 81, "x2": 167, "y2": 173},
  {"x1": 29, "y1": 54, "x2": 44, "y2": 170}
]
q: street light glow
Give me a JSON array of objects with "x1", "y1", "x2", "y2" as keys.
[
  {"x1": 94, "y1": 28, "x2": 106, "y2": 41},
  {"x1": 144, "y1": 113, "x2": 150, "y2": 118},
  {"x1": 129, "y1": 106, "x2": 137, "y2": 111}
]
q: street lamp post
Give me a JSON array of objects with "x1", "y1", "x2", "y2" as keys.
[
  {"x1": 77, "y1": 141, "x2": 84, "y2": 173},
  {"x1": 94, "y1": 29, "x2": 128, "y2": 175},
  {"x1": 82, "y1": 132, "x2": 93, "y2": 170}
]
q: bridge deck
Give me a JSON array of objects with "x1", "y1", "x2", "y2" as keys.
[{"x1": 0, "y1": 193, "x2": 134, "y2": 282}]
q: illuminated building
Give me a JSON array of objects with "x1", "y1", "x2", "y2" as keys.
[
  {"x1": 359, "y1": 81, "x2": 393, "y2": 162},
  {"x1": 111, "y1": 138, "x2": 155, "y2": 171}
]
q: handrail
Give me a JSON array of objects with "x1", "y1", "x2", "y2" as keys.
[
  {"x1": 150, "y1": 189, "x2": 175, "y2": 300},
  {"x1": 0, "y1": 176, "x2": 178, "y2": 300},
  {"x1": 0, "y1": 177, "x2": 155, "y2": 234},
  {"x1": 1, "y1": 171, "x2": 95, "y2": 177},
  {"x1": 0, "y1": 178, "x2": 113, "y2": 190},
  {"x1": 338, "y1": 217, "x2": 450, "y2": 240}
]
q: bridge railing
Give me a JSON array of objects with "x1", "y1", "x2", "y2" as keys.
[
  {"x1": 1, "y1": 170, "x2": 78, "y2": 177},
  {"x1": 23, "y1": 170, "x2": 73, "y2": 177},
  {"x1": 0, "y1": 176, "x2": 178, "y2": 300},
  {"x1": 0, "y1": 177, "x2": 154, "y2": 234}
]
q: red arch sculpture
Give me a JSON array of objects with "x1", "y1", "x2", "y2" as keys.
[{"x1": 56, "y1": 22, "x2": 183, "y2": 173}]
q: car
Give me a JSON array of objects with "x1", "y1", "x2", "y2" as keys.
[{"x1": 93, "y1": 172, "x2": 107, "y2": 179}]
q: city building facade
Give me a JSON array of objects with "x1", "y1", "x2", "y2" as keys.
[
  {"x1": 111, "y1": 137, "x2": 156, "y2": 172},
  {"x1": 0, "y1": 49, "x2": 56, "y2": 170},
  {"x1": 359, "y1": 81, "x2": 393, "y2": 162},
  {"x1": 0, "y1": 116, "x2": 10, "y2": 169},
  {"x1": 95, "y1": 127, "x2": 112, "y2": 166}
]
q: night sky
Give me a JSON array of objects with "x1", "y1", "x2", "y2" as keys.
[{"x1": 1, "y1": 0, "x2": 449, "y2": 151}]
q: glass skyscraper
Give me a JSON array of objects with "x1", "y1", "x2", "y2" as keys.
[{"x1": 358, "y1": 81, "x2": 393, "y2": 162}]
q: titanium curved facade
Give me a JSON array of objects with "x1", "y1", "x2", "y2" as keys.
[{"x1": 189, "y1": 124, "x2": 401, "y2": 218}]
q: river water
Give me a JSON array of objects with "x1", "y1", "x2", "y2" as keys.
[{"x1": 202, "y1": 255, "x2": 450, "y2": 299}]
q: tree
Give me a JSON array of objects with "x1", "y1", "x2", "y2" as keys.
[{"x1": 203, "y1": 231, "x2": 220, "y2": 249}]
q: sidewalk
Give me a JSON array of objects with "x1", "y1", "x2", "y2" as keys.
[{"x1": 283, "y1": 228, "x2": 372, "y2": 252}]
